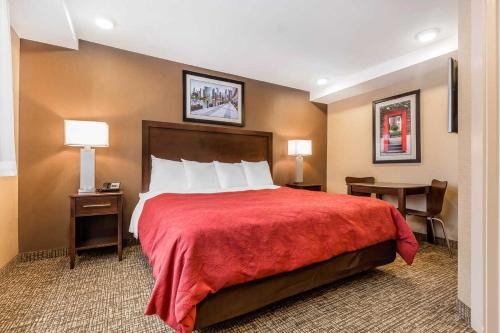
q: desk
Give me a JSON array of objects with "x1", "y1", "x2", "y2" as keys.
[{"x1": 347, "y1": 182, "x2": 434, "y2": 242}]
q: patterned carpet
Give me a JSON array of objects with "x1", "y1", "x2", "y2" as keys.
[{"x1": 0, "y1": 244, "x2": 472, "y2": 333}]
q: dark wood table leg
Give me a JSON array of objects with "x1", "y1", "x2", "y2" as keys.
[
  {"x1": 375, "y1": 194, "x2": 383, "y2": 199},
  {"x1": 397, "y1": 189, "x2": 406, "y2": 217},
  {"x1": 426, "y1": 219, "x2": 435, "y2": 244},
  {"x1": 347, "y1": 185, "x2": 352, "y2": 195}
]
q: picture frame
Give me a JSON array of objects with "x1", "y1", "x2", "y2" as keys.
[
  {"x1": 183, "y1": 70, "x2": 245, "y2": 127},
  {"x1": 372, "y1": 90, "x2": 421, "y2": 164}
]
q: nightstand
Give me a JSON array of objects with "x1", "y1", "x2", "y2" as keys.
[
  {"x1": 285, "y1": 183, "x2": 323, "y2": 191},
  {"x1": 69, "y1": 192, "x2": 123, "y2": 269}
]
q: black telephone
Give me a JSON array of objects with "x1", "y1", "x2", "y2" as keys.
[{"x1": 98, "y1": 182, "x2": 121, "y2": 192}]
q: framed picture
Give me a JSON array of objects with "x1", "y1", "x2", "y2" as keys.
[
  {"x1": 183, "y1": 70, "x2": 244, "y2": 127},
  {"x1": 372, "y1": 90, "x2": 421, "y2": 164}
]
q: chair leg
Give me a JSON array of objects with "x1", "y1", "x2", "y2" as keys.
[
  {"x1": 432, "y1": 217, "x2": 452, "y2": 257},
  {"x1": 428, "y1": 217, "x2": 436, "y2": 243}
]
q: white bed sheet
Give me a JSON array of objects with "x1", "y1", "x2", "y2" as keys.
[{"x1": 129, "y1": 185, "x2": 280, "y2": 238}]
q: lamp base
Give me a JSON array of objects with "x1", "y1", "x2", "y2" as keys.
[
  {"x1": 294, "y1": 155, "x2": 304, "y2": 183},
  {"x1": 79, "y1": 147, "x2": 96, "y2": 193},
  {"x1": 78, "y1": 188, "x2": 96, "y2": 194}
]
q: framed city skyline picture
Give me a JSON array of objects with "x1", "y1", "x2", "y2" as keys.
[
  {"x1": 372, "y1": 90, "x2": 421, "y2": 164},
  {"x1": 183, "y1": 70, "x2": 244, "y2": 127}
]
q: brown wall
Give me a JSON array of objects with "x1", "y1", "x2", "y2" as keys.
[
  {"x1": 19, "y1": 40, "x2": 327, "y2": 252},
  {"x1": 0, "y1": 29, "x2": 20, "y2": 267}
]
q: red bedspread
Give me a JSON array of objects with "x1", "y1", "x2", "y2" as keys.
[{"x1": 138, "y1": 187, "x2": 418, "y2": 333}]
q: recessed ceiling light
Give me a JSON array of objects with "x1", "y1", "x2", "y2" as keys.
[
  {"x1": 95, "y1": 17, "x2": 114, "y2": 30},
  {"x1": 316, "y1": 78, "x2": 328, "y2": 86},
  {"x1": 415, "y1": 28, "x2": 439, "y2": 43}
]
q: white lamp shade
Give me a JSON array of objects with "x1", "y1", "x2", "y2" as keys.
[
  {"x1": 288, "y1": 140, "x2": 312, "y2": 156},
  {"x1": 64, "y1": 120, "x2": 109, "y2": 147}
]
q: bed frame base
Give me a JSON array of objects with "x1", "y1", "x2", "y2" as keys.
[{"x1": 195, "y1": 240, "x2": 396, "y2": 329}]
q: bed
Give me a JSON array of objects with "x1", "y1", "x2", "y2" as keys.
[{"x1": 133, "y1": 121, "x2": 418, "y2": 333}]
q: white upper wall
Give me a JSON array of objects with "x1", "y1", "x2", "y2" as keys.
[
  {"x1": 9, "y1": 0, "x2": 457, "y2": 102},
  {"x1": 9, "y1": 0, "x2": 77, "y2": 49}
]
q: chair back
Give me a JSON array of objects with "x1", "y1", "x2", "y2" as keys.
[
  {"x1": 427, "y1": 179, "x2": 448, "y2": 215},
  {"x1": 345, "y1": 177, "x2": 375, "y2": 197}
]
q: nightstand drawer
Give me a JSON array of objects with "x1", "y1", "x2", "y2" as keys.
[{"x1": 75, "y1": 196, "x2": 118, "y2": 216}]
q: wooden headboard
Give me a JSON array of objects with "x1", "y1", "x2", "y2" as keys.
[{"x1": 142, "y1": 121, "x2": 273, "y2": 192}]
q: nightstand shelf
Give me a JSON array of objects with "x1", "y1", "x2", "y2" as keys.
[
  {"x1": 69, "y1": 191, "x2": 123, "y2": 269},
  {"x1": 76, "y1": 235, "x2": 118, "y2": 250}
]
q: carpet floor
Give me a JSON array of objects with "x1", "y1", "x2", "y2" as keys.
[{"x1": 0, "y1": 243, "x2": 472, "y2": 333}]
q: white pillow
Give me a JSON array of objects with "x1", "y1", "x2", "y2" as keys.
[
  {"x1": 149, "y1": 156, "x2": 187, "y2": 192},
  {"x1": 241, "y1": 160, "x2": 274, "y2": 186},
  {"x1": 214, "y1": 161, "x2": 248, "y2": 188},
  {"x1": 182, "y1": 159, "x2": 221, "y2": 190}
]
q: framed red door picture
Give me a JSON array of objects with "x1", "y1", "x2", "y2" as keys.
[{"x1": 372, "y1": 90, "x2": 421, "y2": 164}]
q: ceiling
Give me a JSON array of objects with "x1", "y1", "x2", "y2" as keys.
[{"x1": 9, "y1": 0, "x2": 458, "y2": 103}]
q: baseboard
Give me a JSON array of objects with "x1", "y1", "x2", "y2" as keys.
[
  {"x1": 413, "y1": 232, "x2": 458, "y2": 252},
  {"x1": 17, "y1": 247, "x2": 69, "y2": 262},
  {"x1": 457, "y1": 299, "x2": 471, "y2": 326},
  {"x1": 0, "y1": 255, "x2": 18, "y2": 276},
  {"x1": 13, "y1": 237, "x2": 140, "y2": 264}
]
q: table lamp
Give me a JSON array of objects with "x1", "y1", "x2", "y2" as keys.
[
  {"x1": 64, "y1": 120, "x2": 109, "y2": 193},
  {"x1": 288, "y1": 139, "x2": 312, "y2": 183}
]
